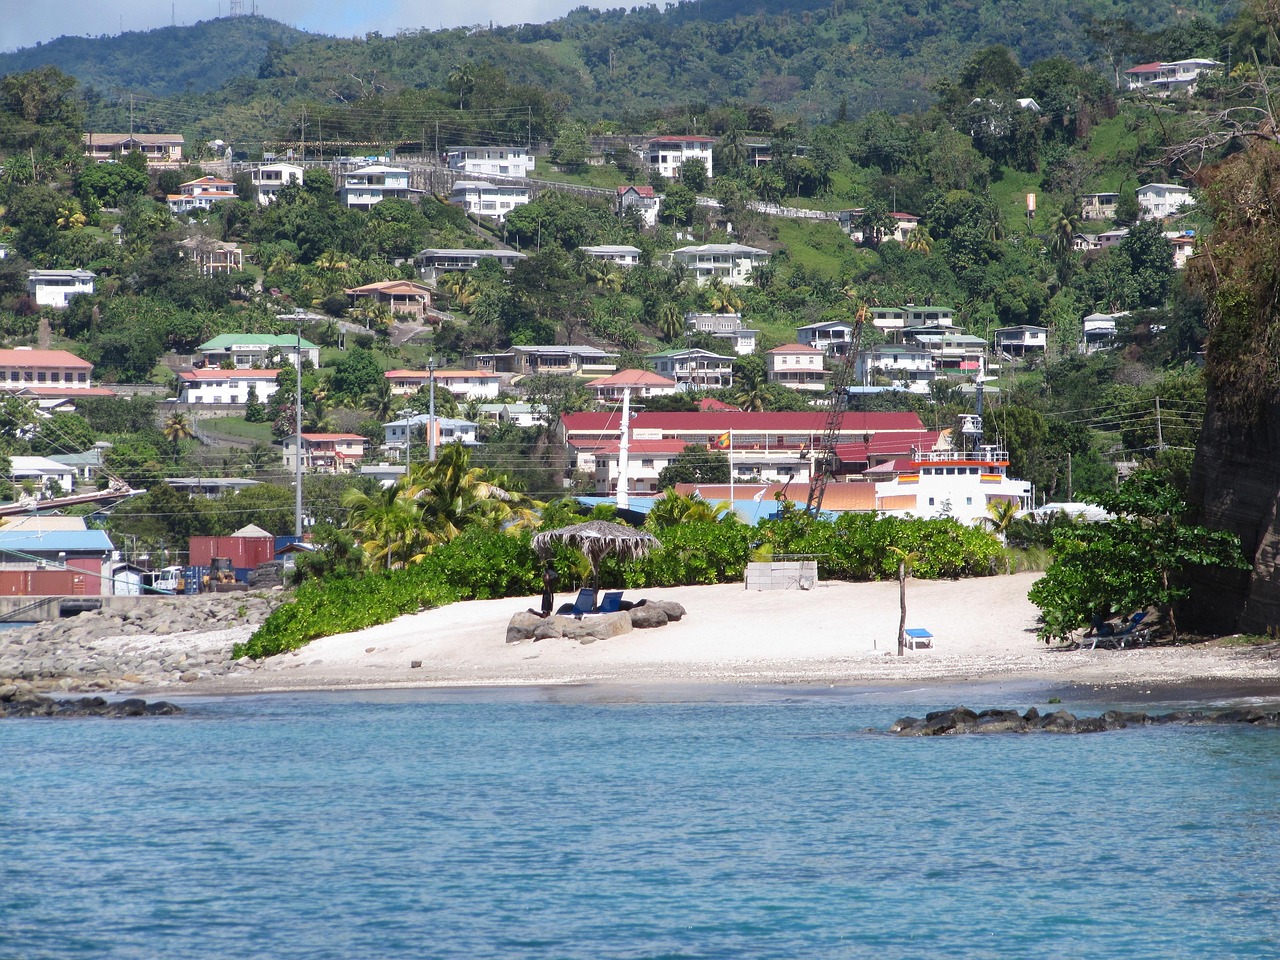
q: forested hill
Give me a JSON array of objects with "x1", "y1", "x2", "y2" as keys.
[
  {"x1": 0, "y1": 0, "x2": 1233, "y2": 121},
  {"x1": 0, "y1": 17, "x2": 310, "y2": 96}
]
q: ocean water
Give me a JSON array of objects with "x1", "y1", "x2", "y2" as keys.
[{"x1": 3, "y1": 685, "x2": 1279, "y2": 960}]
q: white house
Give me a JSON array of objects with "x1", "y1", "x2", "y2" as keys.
[
  {"x1": 669, "y1": 243, "x2": 769, "y2": 287},
  {"x1": 646, "y1": 348, "x2": 735, "y2": 390},
  {"x1": 1125, "y1": 59, "x2": 1222, "y2": 96},
  {"x1": 993, "y1": 325, "x2": 1049, "y2": 357},
  {"x1": 10, "y1": 455, "x2": 77, "y2": 496},
  {"x1": 838, "y1": 209, "x2": 920, "y2": 245},
  {"x1": 166, "y1": 176, "x2": 237, "y2": 214},
  {"x1": 1137, "y1": 183, "x2": 1194, "y2": 220},
  {"x1": 1082, "y1": 312, "x2": 1125, "y2": 353},
  {"x1": 906, "y1": 332, "x2": 987, "y2": 378},
  {"x1": 870, "y1": 304, "x2": 957, "y2": 332},
  {"x1": 645, "y1": 135, "x2": 716, "y2": 180},
  {"x1": 414, "y1": 248, "x2": 526, "y2": 282},
  {"x1": 766, "y1": 344, "x2": 826, "y2": 392},
  {"x1": 197, "y1": 334, "x2": 320, "y2": 370},
  {"x1": 475, "y1": 402, "x2": 546, "y2": 428},
  {"x1": 249, "y1": 162, "x2": 304, "y2": 205},
  {"x1": 856, "y1": 344, "x2": 936, "y2": 393},
  {"x1": 446, "y1": 146, "x2": 535, "y2": 178},
  {"x1": 176, "y1": 369, "x2": 281, "y2": 404},
  {"x1": 27, "y1": 269, "x2": 95, "y2": 309},
  {"x1": 340, "y1": 165, "x2": 411, "y2": 209},
  {"x1": 383, "y1": 414, "x2": 479, "y2": 455},
  {"x1": 1166, "y1": 231, "x2": 1196, "y2": 269},
  {"x1": 449, "y1": 180, "x2": 531, "y2": 221},
  {"x1": 617, "y1": 185, "x2": 662, "y2": 228},
  {"x1": 473, "y1": 345, "x2": 617, "y2": 377},
  {"x1": 580, "y1": 245, "x2": 642, "y2": 266},
  {"x1": 383, "y1": 369, "x2": 502, "y2": 399},
  {"x1": 685, "y1": 312, "x2": 758, "y2": 355},
  {"x1": 587, "y1": 368, "x2": 678, "y2": 402},
  {"x1": 797, "y1": 321, "x2": 856, "y2": 356}
]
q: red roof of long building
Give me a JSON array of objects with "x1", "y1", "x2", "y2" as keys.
[
  {"x1": 562, "y1": 410, "x2": 925, "y2": 434},
  {"x1": 0, "y1": 349, "x2": 92, "y2": 368}
]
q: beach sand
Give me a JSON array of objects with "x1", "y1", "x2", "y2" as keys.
[{"x1": 175, "y1": 572, "x2": 1280, "y2": 699}]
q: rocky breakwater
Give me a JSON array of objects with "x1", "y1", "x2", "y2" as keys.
[
  {"x1": 0, "y1": 683, "x2": 182, "y2": 718},
  {"x1": 888, "y1": 705, "x2": 1280, "y2": 735},
  {"x1": 506, "y1": 599, "x2": 687, "y2": 644},
  {"x1": 0, "y1": 594, "x2": 279, "y2": 693}
]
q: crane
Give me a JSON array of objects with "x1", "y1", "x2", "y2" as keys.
[{"x1": 804, "y1": 304, "x2": 867, "y2": 516}]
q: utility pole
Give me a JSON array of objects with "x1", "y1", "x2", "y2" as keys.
[
  {"x1": 294, "y1": 317, "x2": 304, "y2": 539},
  {"x1": 1155, "y1": 397, "x2": 1164, "y2": 451},
  {"x1": 402, "y1": 407, "x2": 417, "y2": 473},
  {"x1": 1067, "y1": 452, "x2": 1073, "y2": 501},
  {"x1": 428, "y1": 357, "x2": 438, "y2": 462}
]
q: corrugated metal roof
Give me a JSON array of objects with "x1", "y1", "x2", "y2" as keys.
[{"x1": 0, "y1": 529, "x2": 114, "y2": 553}]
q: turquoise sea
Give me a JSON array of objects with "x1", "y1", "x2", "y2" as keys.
[{"x1": 3, "y1": 684, "x2": 1279, "y2": 959}]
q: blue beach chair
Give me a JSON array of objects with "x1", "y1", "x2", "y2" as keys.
[
  {"x1": 904, "y1": 628, "x2": 933, "y2": 650},
  {"x1": 598, "y1": 591, "x2": 624, "y2": 614},
  {"x1": 1081, "y1": 611, "x2": 1150, "y2": 651},
  {"x1": 556, "y1": 588, "x2": 596, "y2": 619}
]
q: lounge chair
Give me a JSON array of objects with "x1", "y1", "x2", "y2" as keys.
[
  {"x1": 1080, "y1": 611, "x2": 1149, "y2": 651},
  {"x1": 598, "y1": 591, "x2": 624, "y2": 614},
  {"x1": 904, "y1": 627, "x2": 933, "y2": 650},
  {"x1": 556, "y1": 588, "x2": 597, "y2": 619}
]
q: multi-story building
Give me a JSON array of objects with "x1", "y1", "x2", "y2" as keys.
[
  {"x1": 645, "y1": 135, "x2": 716, "y2": 180},
  {"x1": 1080, "y1": 193, "x2": 1120, "y2": 221},
  {"x1": 473, "y1": 345, "x2": 618, "y2": 377},
  {"x1": 766, "y1": 344, "x2": 826, "y2": 392},
  {"x1": 167, "y1": 176, "x2": 237, "y2": 214},
  {"x1": 1137, "y1": 183, "x2": 1195, "y2": 220},
  {"x1": 282, "y1": 433, "x2": 367, "y2": 475},
  {"x1": 340, "y1": 165, "x2": 411, "y2": 209},
  {"x1": 446, "y1": 146, "x2": 535, "y2": 177},
  {"x1": 176, "y1": 369, "x2": 281, "y2": 405},
  {"x1": 1125, "y1": 59, "x2": 1222, "y2": 96},
  {"x1": 616, "y1": 185, "x2": 661, "y2": 227},
  {"x1": 668, "y1": 243, "x2": 769, "y2": 287},
  {"x1": 448, "y1": 180, "x2": 531, "y2": 220},
  {"x1": 176, "y1": 236, "x2": 244, "y2": 276},
  {"x1": 383, "y1": 369, "x2": 502, "y2": 399},
  {"x1": 345, "y1": 280, "x2": 435, "y2": 320},
  {"x1": 797, "y1": 320, "x2": 856, "y2": 356},
  {"x1": 27, "y1": 269, "x2": 95, "y2": 309},
  {"x1": 580, "y1": 245, "x2": 643, "y2": 266},
  {"x1": 685, "y1": 313, "x2": 758, "y2": 355},
  {"x1": 196, "y1": 334, "x2": 320, "y2": 370},
  {"x1": 413, "y1": 248, "x2": 527, "y2": 282},
  {"x1": 646, "y1": 348, "x2": 735, "y2": 390},
  {"x1": 249, "y1": 162, "x2": 304, "y2": 205},
  {"x1": 856, "y1": 344, "x2": 937, "y2": 393}
]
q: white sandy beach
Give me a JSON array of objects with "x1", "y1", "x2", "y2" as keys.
[{"x1": 175, "y1": 572, "x2": 1280, "y2": 696}]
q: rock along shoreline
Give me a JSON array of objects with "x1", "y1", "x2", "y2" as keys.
[{"x1": 887, "y1": 705, "x2": 1280, "y2": 735}]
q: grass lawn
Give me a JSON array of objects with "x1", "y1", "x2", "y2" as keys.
[
  {"x1": 201, "y1": 417, "x2": 276, "y2": 443},
  {"x1": 773, "y1": 218, "x2": 859, "y2": 279},
  {"x1": 533, "y1": 164, "x2": 635, "y2": 190}
]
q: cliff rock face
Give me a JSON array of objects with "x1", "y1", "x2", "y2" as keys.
[{"x1": 1187, "y1": 395, "x2": 1280, "y2": 634}]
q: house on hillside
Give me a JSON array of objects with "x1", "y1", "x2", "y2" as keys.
[
  {"x1": 685, "y1": 313, "x2": 758, "y2": 355},
  {"x1": 1125, "y1": 59, "x2": 1222, "y2": 96},
  {"x1": 856, "y1": 344, "x2": 937, "y2": 393},
  {"x1": 27, "y1": 269, "x2": 95, "y2": 309},
  {"x1": 871, "y1": 303, "x2": 957, "y2": 333},
  {"x1": 448, "y1": 180, "x2": 530, "y2": 220},
  {"x1": 383, "y1": 369, "x2": 501, "y2": 399},
  {"x1": 1081, "y1": 193, "x2": 1120, "y2": 221},
  {"x1": 645, "y1": 135, "x2": 716, "y2": 180},
  {"x1": 993, "y1": 325, "x2": 1049, "y2": 357},
  {"x1": 668, "y1": 243, "x2": 768, "y2": 287},
  {"x1": 167, "y1": 176, "x2": 237, "y2": 214},
  {"x1": 281, "y1": 433, "x2": 367, "y2": 475},
  {"x1": 176, "y1": 368, "x2": 280, "y2": 405},
  {"x1": 1137, "y1": 183, "x2": 1194, "y2": 220},
  {"x1": 196, "y1": 334, "x2": 320, "y2": 370},
  {"x1": 473, "y1": 345, "x2": 617, "y2": 378},
  {"x1": 177, "y1": 236, "x2": 243, "y2": 276},
  {"x1": 837, "y1": 209, "x2": 920, "y2": 245},
  {"x1": 797, "y1": 320, "x2": 856, "y2": 357},
  {"x1": 345, "y1": 280, "x2": 435, "y2": 320},
  {"x1": 414, "y1": 248, "x2": 526, "y2": 281},
  {"x1": 588, "y1": 369, "x2": 678, "y2": 403},
  {"x1": 340, "y1": 165, "x2": 411, "y2": 209},
  {"x1": 646, "y1": 348, "x2": 735, "y2": 390},
  {"x1": 580, "y1": 245, "x2": 642, "y2": 266},
  {"x1": 383, "y1": 414, "x2": 479, "y2": 456},
  {"x1": 905, "y1": 331, "x2": 987, "y2": 378},
  {"x1": 10, "y1": 455, "x2": 77, "y2": 496},
  {"x1": 766, "y1": 344, "x2": 826, "y2": 392},
  {"x1": 82, "y1": 133, "x2": 184, "y2": 167},
  {"x1": 446, "y1": 146, "x2": 535, "y2": 177},
  {"x1": 249, "y1": 162, "x2": 304, "y2": 205},
  {"x1": 617, "y1": 185, "x2": 662, "y2": 228}
]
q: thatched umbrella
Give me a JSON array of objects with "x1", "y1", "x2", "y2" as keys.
[{"x1": 532, "y1": 520, "x2": 659, "y2": 592}]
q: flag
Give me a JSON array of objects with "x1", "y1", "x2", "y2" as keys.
[
  {"x1": 752, "y1": 487, "x2": 766, "y2": 502},
  {"x1": 713, "y1": 431, "x2": 731, "y2": 450}
]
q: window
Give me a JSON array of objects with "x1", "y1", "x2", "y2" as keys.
[
  {"x1": 928, "y1": 497, "x2": 935, "y2": 506},
  {"x1": 641, "y1": 459, "x2": 654, "y2": 468},
  {"x1": 966, "y1": 497, "x2": 973, "y2": 505}
]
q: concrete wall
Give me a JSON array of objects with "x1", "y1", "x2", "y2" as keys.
[{"x1": 744, "y1": 561, "x2": 819, "y2": 591}]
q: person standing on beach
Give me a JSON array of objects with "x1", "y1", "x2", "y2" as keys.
[{"x1": 538, "y1": 563, "x2": 559, "y2": 618}]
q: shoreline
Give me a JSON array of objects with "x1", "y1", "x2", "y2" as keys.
[{"x1": 132, "y1": 572, "x2": 1280, "y2": 706}]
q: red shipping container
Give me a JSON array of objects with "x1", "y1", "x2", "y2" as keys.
[
  {"x1": 189, "y1": 536, "x2": 276, "y2": 569},
  {"x1": 0, "y1": 569, "x2": 93, "y2": 596}
]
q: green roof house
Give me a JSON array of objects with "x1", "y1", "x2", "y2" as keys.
[{"x1": 197, "y1": 334, "x2": 320, "y2": 370}]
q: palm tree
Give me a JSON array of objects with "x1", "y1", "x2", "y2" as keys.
[
  {"x1": 646, "y1": 490, "x2": 735, "y2": 529},
  {"x1": 705, "y1": 278, "x2": 743, "y2": 314},
  {"x1": 363, "y1": 378, "x2": 398, "y2": 421},
  {"x1": 982, "y1": 498, "x2": 1020, "y2": 543},
  {"x1": 56, "y1": 203, "x2": 86, "y2": 230},
  {"x1": 657, "y1": 301, "x2": 684, "y2": 342},
  {"x1": 448, "y1": 62, "x2": 476, "y2": 110},
  {"x1": 244, "y1": 443, "x2": 275, "y2": 477},
  {"x1": 342, "y1": 484, "x2": 424, "y2": 570},
  {"x1": 904, "y1": 226, "x2": 934, "y2": 254},
  {"x1": 162, "y1": 412, "x2": 197, "y2": 457},
  {"x1": 717, "y1": 125, "x2": 747, "y2": 174},
  {"x1": 408, "y1": 443, "x2": 537, "y2": 546},
  {"x1": 732, "y1": 365, "x2": 768, "y2": 412},
  {"x1": 887, "y1": 545, "x2": 921, "y2": 657},
  {"x1": 1048, "y1": 201, "x2": 1084, "y2": 262}
]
